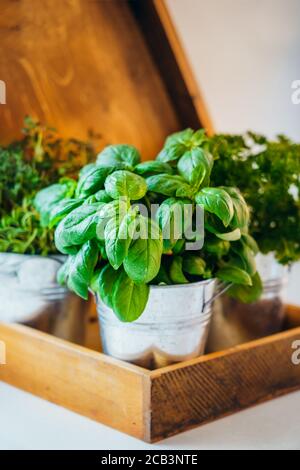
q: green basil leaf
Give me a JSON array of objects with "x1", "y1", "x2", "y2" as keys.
[
  {"x1": 172, "y1": 238, "x2": 186, "y2": 255},
  {"x1": 178, "y1": 147, "x2": 213, "y2": 189},
  {"x1": 34, "y1": 179, "x2": 76, "y2": 227},
  {"x1": 55, "y1": 202, "x2": 104, "y2": 254},
  {"x1": 79, "y1": 163, "x2": 97, "y2": 177},
  {"x1": 97, "y1": 145, "x2": 141, "y2": 168},
  {"x1": 205, "y1": 214, "x2": 242, "y2": 241},
  {"x1": 48, "y1": 199, "x2": 83, "y2": 228},
  {"x1": 96, "y1": 199, "x2": 129, "y2": 241},
  {"x1": 67, "y1": 240, "x2": 99, "y2": 300},
  {"x1": 95, "y1": 240, "x2": 107, "y2": 260},
  {"x1": 227, "y1": 272, "x2": 263, "y2": 303},
  {"x1": 123, "y1": 216, "x2": 163, "y2": 283},
  {"x1": 90, "y1": 268, "x2": 102, "y2": 294},
  {"x1": 216, "y1": 229, "x2": 242, "y2": 241},
  {"x1": 146, "y1": 174, "x2": 194, "y2": 199},
  {"x1": 205, "y1": 238, "x2": 230, "y2": 257},
  {"x1": 169, "y1": 256, "x2": 189, "y2": 284},
  {"x1": 157, "y1": 129, "x2": 207, "y2": 163},
  {"x1": 135, "y1": 161, "x2": 173, "y2": 177},
  {"x1": 98, "y1": 264, "x2": 121, "y2": 308},
  {"x1": 155, "y1": 197, "x2": 191, "y2": 252},
  {"x1": 182, "y1": 255, "x2": 206, "y2": 276},
  {"x1": 112, "y1": 270, "x2": 149, "y2": 322},
  {"x1": 216, "y1": 265, "x2": 253, "y2": 286},
  {"x1": 156, "y1": 144, "x2": 187, "y2": 163},
  {"x1": 230, "y1": 241, "x2": 257, "y2": 276},
  {"x1": 57, "y1": 256, "x2": 73, "y2": 285},
  {"x1": 76, "y1": 165, "x2": 112, "y2": 198},
  {"x1": 221, "y1": 187, "x2": 250, "y2": 229},
  {"x1": 93, "y1": 189, "x2": 113, "y2": 203},
  {"x1": 105, "y1": 170, "x2": 147, "y2": 200},
  {"x1": 152, "y1": 263, "x2": 171, "y2": 285},
  {"x1": 196, "y1": 187, "x2": 234, "y2": 227},
  {"x1": 191, "y1": 129, "x2": 207, "y2": 146},
  {"x1": 165, "y1": 128, "x2": 195, "y2": 148},
  {"x1": 105, "y1": 206, "x2": 138, "y2": 269},
  {"x1": 242, "y1": 234, "x2": 259, "y2": 255}
]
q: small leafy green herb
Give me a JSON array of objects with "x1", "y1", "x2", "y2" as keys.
[
  {"x1": 105, "y1": 206, "x2": 138, "y2": 269},
  {"x1": 169, "y1": 256, "x2": 189, "y2": 284},
  {"x1": 66, "y1": 240, "x2": 99, "y2": 300},
  {"x1": 0, "y1": 117, "x2": 95, "y2": 255},
  {"x1": 123, "y1": 216, "x2": 163, "y2": 283},
  {"x1": 216, "y1": 265, "x2": 253, "y2": 286},
  {"x1": 178, "y1": 147, "x2": 213, "y2": 189},
  {"x1": 36, "y1": 135, "x2": 260, "y2": 322},
  {"x1": 196, "y1": 188, "x2": 234, "y2": 228},
  {"x1": 156, "y1": 197, "x2": 191, "y2": 252},
  {"x1": 105, "y1": 170, "x2": 147, "y2": 200},
  {"x1": 97, "y1": 144, "x2": 140, "y2": 168},
  {"x1": 146, "y1": 174, "x2": 194, "y2": 199},
  {"x1": 76, "y1": 165, "x2": 112, "y2": 199},
  {"x1": 112, "y1": 269, "x2": 150, "y2": 322},
  {"x1": 209, "y1": 133, "x2": 300, "y2": 264},
  {"x1": 135, "y1": 161, "x2": 173, "y2": 177},
  {"x1": 54, "y1": 202, "x2": 104, "y2": 254}
]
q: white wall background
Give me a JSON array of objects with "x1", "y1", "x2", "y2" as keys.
[{"x1": 167, "y1": 0, "x2": 300, "y2": 303}]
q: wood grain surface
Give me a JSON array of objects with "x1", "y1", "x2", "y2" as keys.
[
  {"x1": 150, "y1": 318, "x2": 300, "y2": 441},
  {"x1": 0, "y1": 0, "x2": 181, "y2": 157},
  {"x1": 0, "y1": 323, "x2": 151, "y2": 440},
  {"x1": 130, "y1": 0, "x2": 214, "y2": 134}
]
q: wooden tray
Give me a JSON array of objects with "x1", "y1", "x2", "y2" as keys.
[
  {"x1": 1, "y1": 0, "x2": 300, "y2": 443},
  {"x1": 0, "y1": 305, "x2": 300, "y2": 443}
]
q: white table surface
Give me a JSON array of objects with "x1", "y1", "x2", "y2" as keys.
[{"x1": 0, "y1": 381, "x2": 299, "y2": 450}]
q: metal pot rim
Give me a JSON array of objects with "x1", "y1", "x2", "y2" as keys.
[{"x1": 148, "y1": 278, "x2": 216, "y2": 291}]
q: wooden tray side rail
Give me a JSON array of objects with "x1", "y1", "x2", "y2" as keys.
[{"x1": 150, "y1": 320, "x2": 300, "y2": 441}]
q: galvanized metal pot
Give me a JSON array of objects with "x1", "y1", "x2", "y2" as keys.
[
  {"x1": 97, "y1": 279, "x2": 219, "y2": 369},
  {"x1": 0, "y1": 253, "x2": 86, "y2": 344},
  {"x1": 207, "y1": 253, "x2": 289, "y2": 353}
]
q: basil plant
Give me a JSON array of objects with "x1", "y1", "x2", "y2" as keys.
[{"x1": 35, "y1": 130, "x2": 261, "y2": 322}]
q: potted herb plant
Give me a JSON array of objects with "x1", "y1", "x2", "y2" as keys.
[
  {"x1": 36, "y1": 130, "x2": 259, "y2": 368},
  {"x1": 205, "y1": 132, "x2": 300, "y2": 350},
  {"x1": 0, "y1": 117, "x2": 94, "y2": 341}
]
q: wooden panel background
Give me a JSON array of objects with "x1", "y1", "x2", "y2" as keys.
[{"x1": 0, "y1": 0, "x2": 184, "y2": 157}]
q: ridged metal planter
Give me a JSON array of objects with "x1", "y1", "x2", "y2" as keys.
[
  {"x1": 0, "y1": 253, "x2": 85, "y2": 344},
  {"x1": 207, "y1": 253, "x2": 289, "y2": 352},
  {"x1": 97, "y1": 279, "x2": 219, "y2": 369}
]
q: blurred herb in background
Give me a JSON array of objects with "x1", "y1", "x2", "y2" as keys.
[
  {"x1": 209, "y1": 133, "x2": 300, "y2": 264},
  {"x1": 0, "y1": 117, "x2": 96, "y2": 255}
]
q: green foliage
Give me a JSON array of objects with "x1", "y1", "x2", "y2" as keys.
[
  {"x1": 0, "y1": 197, "x2": 56, "y2": 255},
  {"x1": 209, "y1": 133, "x2": 300, "y2": 264},
  {"x1": 123, "y1": 216, "x2": 163, "y2": 283},
  {"x1": 0, "y1": 117, "x2": 95, "y2": 255},
  {"x1": 195, "y1": 187, "x2": 234, "y2": 227},
  {"x1": 36, "y1": 136, "x2": 260, "y2": 322},
  {"x1": 105, "y1": 170, "x2": 147, "y2": 200},
  {"x1": 64, "y1": 240, "x2": 99, "y2": 300}
]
